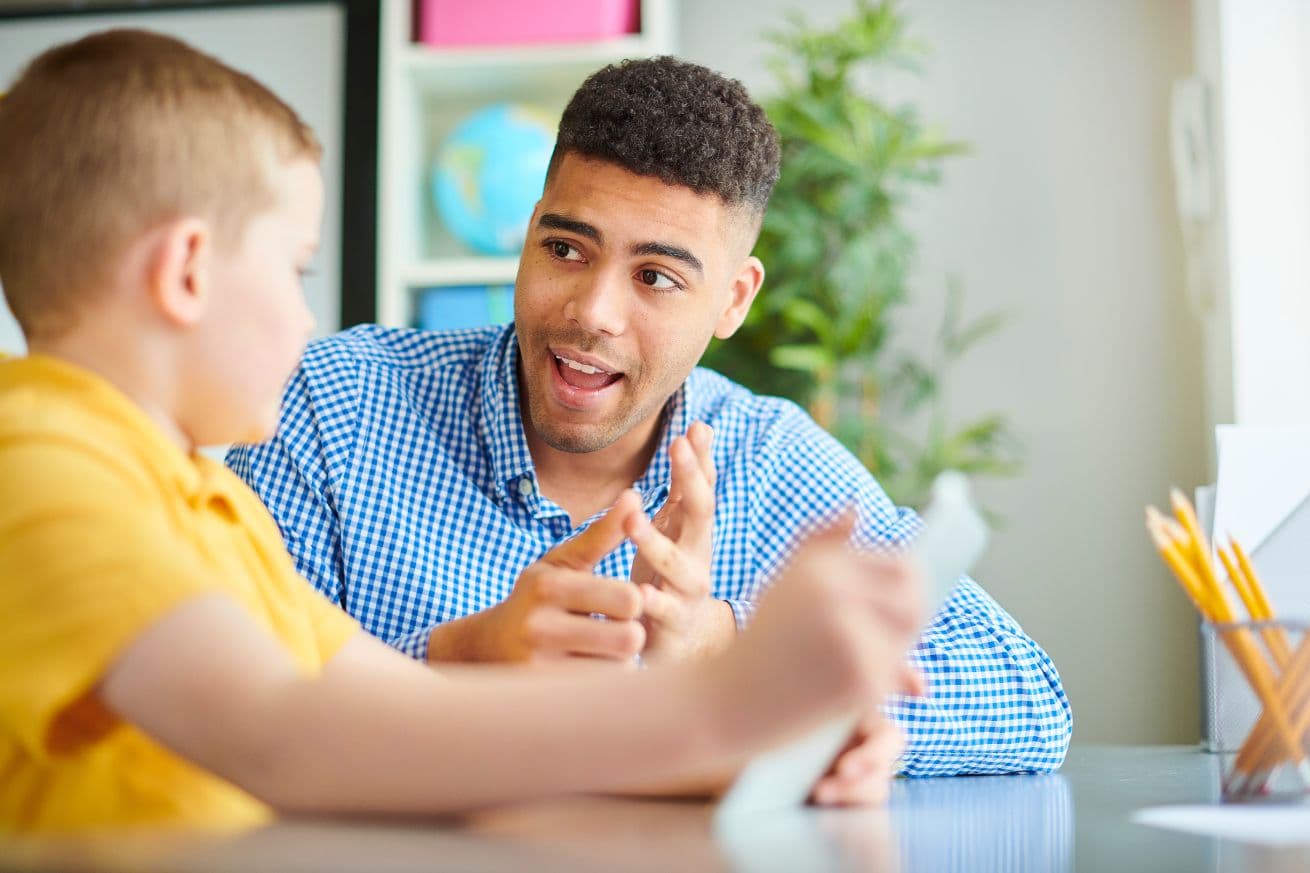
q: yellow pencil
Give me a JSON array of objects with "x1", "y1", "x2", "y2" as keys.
[
  {"x1": 1217, "y1": 545, "x2": 1289, "y2": 666},
  {"x1": 1170, "y1": 489, "x2": 1228, "y2": 603},
  {"x1": 1232, "y1": 536, "x2": 1277, "y2": 621},
  {"x1": 1146, "y1": 510, "x2": 1217, "y2": 617}
]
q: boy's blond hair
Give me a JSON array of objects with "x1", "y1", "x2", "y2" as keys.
[{"x1": 0, "y1": 29, "x2": 322, "y2": 340}]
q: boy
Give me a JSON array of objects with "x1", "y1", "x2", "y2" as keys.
[{"x1": 0, "y1": 30, "x2": 921, "y2": 832}]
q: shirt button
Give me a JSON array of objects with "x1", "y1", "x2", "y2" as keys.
[{"x1": 517, "y1": 477, "x2": 535, "y2": 497}]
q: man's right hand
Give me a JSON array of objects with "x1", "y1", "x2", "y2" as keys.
[{"x1": 427, "y1": 491, "x2": 647, "y2": 664}]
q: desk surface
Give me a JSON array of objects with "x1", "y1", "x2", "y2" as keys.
[{"x1": 3, "y1": 745, "x2": 1308, "y2": 872}]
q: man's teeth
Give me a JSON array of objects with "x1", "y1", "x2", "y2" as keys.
[{"x1": 556, "y1": 355, "x2": 607, "y2": 376}]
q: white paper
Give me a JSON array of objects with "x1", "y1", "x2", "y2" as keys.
[
  {"x1": 1211, "y1": 426, "x2": 1310, "y2": 621},
  {"x1": 1212, "y1": 427, "x2": 1310, "y2": 563},
  {"x1": 1134, "y1": 804, "x2": 1310, "y2": 847}
]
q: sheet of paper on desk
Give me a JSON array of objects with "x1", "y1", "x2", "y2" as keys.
[{"x1": 1134, "y1": 805, "x2": 1310, "y2": 847}]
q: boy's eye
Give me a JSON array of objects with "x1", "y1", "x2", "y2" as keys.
[
  {"x1": 638, "y1": 268, "x2": 680, "y2": 292},
  {"x1": 547, "y1": 240, "x2": 583, "y2": 262}
]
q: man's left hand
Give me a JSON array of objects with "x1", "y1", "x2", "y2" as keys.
[
  {"x1": 626, "y1": 422, "x2": 734, "y2": 664},
  {"x1": 810, "y1": 681, "x2": 922, "y2": 807}
]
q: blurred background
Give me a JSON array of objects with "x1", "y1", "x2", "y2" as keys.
[{"x1": 6, "y1": 0, "x2": 1305, "y2": 747}]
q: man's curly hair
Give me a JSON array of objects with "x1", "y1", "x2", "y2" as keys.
[{"x1": 548, "y1": 56, "x2": 780, "y2": 216}]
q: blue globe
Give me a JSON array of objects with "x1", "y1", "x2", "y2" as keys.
[{"x1": 432, "y1": 104, "x2": 557, "y2": 256}]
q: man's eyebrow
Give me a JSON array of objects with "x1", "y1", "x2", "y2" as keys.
[
  {"x1": 632, "y1": 241, "x2": 704, "y2": 277},
  {"x1": 537, "y1": 213, "x2": 602, "y2": 243}
]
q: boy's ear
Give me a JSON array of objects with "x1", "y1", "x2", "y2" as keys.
[
  {"x1": 713, "y1": 255, "x2": 764, "y2": 340},
  {"x1": 146, "y1": 218, "x2": 211, "y2": 327}
]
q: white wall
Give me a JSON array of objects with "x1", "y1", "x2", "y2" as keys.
[
  {"x1": 1203, "y1": 0, "x2": 1310, "y2": 427},
  {"x1": 679, "y1": 0, "x2": 1205, "y2": 743}
]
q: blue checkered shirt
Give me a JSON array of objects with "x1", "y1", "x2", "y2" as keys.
[{"x1": 228, "y1": 324, "x2": 1072, "y2": 777}]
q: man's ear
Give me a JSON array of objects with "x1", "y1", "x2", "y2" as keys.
[
  {"x1": 713, "y1": 255, "x2": 764, "y2": 340},
  {"x1": 145, "y1": 218, "x2": 210, "y2": 328}
]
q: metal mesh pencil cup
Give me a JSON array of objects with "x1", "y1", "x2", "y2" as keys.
[{"x1": 1203, "y1": 620, "x2": 1310, "y2": 801}]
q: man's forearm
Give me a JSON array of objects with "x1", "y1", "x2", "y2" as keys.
[
  {"x1": 891, "y1": 580, "x2": 1072, "y2": 776},
  {"x1": 689, "y1": 599, "x2": 739, "y2": 660}
]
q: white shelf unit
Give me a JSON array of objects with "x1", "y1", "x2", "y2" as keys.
[{"x1": 375, "y1": 0, "x2": 675, "y2": 329}]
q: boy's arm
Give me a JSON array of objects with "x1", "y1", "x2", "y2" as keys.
[
  {"x1": 98, "y1": 521, "x2": 923, "y2": 816},
  {"x1": 100, "y1": 594, "x2": 723, "y2": 812}
]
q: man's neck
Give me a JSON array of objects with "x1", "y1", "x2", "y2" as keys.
[{"x1": 524, "y1": 409, "x2": 666, "y2": 527}]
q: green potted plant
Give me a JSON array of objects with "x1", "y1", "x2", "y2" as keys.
[{"x1": 704, "y1": 0, "x2": 1021, "y2": 508}]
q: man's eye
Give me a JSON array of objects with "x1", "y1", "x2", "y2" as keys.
[
  {"x1": 639, "y1": 269, "x2": 679, "y2": 291},
  {"x1": 549, "y1": 241, "x2": 583, "y2": 261}
]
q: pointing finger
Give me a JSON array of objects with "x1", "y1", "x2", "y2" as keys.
[{"x1": 547, "y1": 489, "x2": 642, "y2": 570}]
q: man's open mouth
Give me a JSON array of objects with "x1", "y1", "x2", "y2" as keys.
[{"x1": 552, "y1": 353, "x2": 623, "y2": 391}]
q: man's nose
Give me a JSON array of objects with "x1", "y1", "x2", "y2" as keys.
[{"x1": 562, "y1": 268, "x2": 628, "y2": 337}]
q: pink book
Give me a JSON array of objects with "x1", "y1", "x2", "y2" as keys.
[{"x1": 417, "y1": 0, "x2": 639, "y2": 48}]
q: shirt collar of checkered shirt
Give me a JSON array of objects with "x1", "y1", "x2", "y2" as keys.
[{"x1": 477, "y1": 325, "x2": 689, "y2": 507}]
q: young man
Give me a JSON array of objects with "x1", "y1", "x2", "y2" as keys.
[
  {"x1": 230, "y1": 57, "x2": 1072, "y2": 778},
  {"x1": 0, "y1": 31, "x2": 923, "y2": 832}
]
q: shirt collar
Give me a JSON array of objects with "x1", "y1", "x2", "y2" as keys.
[
  {"x1": 474, "y1": 326, "x2": 694, "y2": 506},
  {"x1": 14, "y1": 354, "x2": 231, "y2": 507}
]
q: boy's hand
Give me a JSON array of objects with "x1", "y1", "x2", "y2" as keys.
[
  {"x1": 627, "y1": 423, "x2": 732, "y2": 665},
  {"x1": 709, "y1": 517, "x2": 923, "y2": 754},
  {"x1": 477, "y1": 490, "x2": 646, "y2": 664}
]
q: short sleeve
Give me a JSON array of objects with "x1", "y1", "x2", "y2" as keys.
[
  {"x1": 223, "y1": 478, "x2": 361, "y2": 667},
  {"x1": 0, "y1": 444, "x2": 223, "y2": 759}
]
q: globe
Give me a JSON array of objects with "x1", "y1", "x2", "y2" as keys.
[{"x1": 432, "y1": 103, "x2": 557, "y2": 256}]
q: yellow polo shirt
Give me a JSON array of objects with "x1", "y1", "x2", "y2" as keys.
[{"x1": 0, "y1": 355, "x2": 360, "y2": 833}]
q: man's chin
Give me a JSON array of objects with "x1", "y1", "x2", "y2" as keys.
[{"x1": 533, "y1": 421, "x2": 621, "y2": 454}]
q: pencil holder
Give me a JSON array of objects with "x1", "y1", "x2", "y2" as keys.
[{"x1": 1203, "y1": 620, "x2": 1310, "y2": 801}]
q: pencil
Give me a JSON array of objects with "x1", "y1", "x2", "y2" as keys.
[
  {"x1": 1170, "y1": 489, "x2": 1226, "y2": 601},
  {"x1": 1217, "y1": 544, "x2": 1290, "y2": 666},
  {"x1": 1146, "y1": 510, "x2": 1217, "y2": 616},
  {"x1": 1232, "y1": 537, "x2": 1278, "y2": 622}
]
